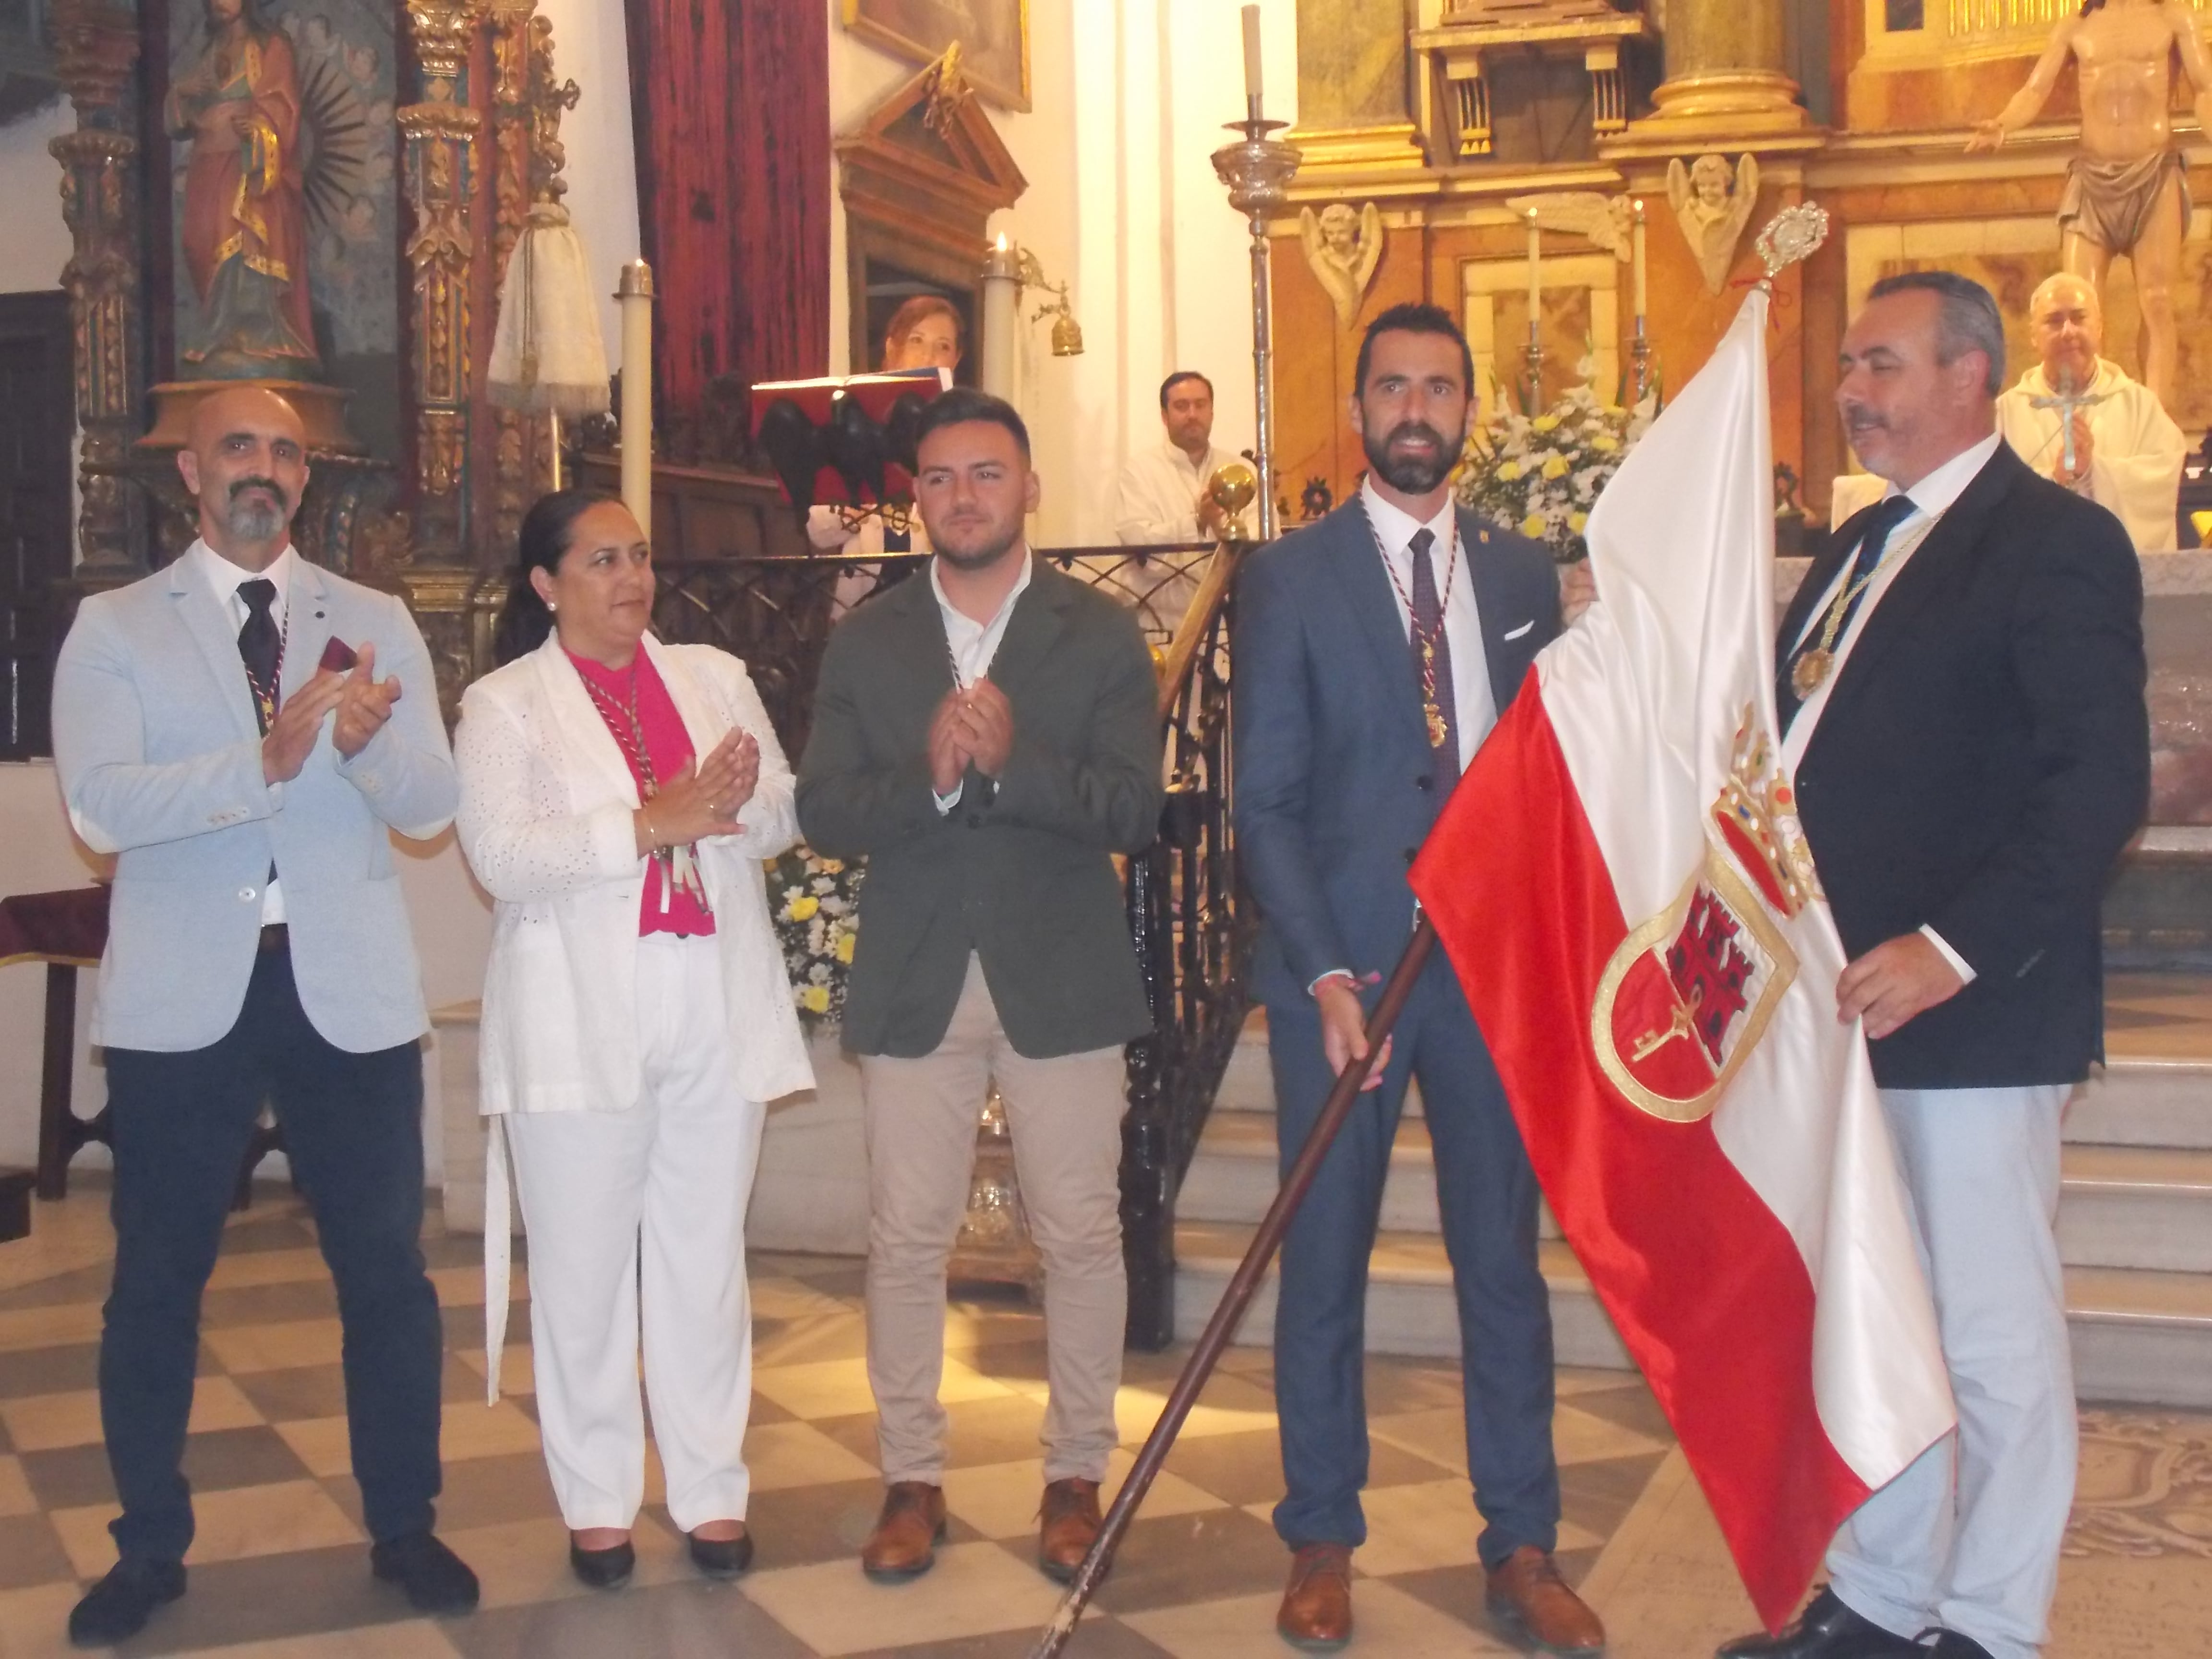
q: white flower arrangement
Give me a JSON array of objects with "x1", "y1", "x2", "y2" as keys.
[
  {"x1": 765, "y1": 845, "x2": 864, "y2": 1032},
  {"x1": 1457, "y1": 360, "x2": 1658, "y2": 562}
]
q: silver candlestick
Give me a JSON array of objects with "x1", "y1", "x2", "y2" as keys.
[{"x1": 1212, "y1": 96, "x2": 1300, "y2": 542}]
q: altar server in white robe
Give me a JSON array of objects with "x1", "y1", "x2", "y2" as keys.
[
  {"x1": 1996, "y1": 271, "x2": 2186, "y2": 554},
  {"x1": 456, "y1": 488, "x2": 811, "y2": 1591}
]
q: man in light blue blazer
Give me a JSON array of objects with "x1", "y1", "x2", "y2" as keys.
[
  {"x1": 1233, "y1": 306, "x2": 1603, "y2": 1655},
  {"x1": 49, "y1": 386, "x2": 477, "y2": 1645}
]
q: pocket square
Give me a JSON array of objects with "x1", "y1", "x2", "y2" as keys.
[{"x1": 1502, "y1": 620, "x2": 1535, "y2": 641}]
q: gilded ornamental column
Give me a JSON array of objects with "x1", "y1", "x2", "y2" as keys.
[
  {"x1": 1632, "y1": 0, "x2": 1810, "y2": 141},
  {"x1": 400, "y1": 0, "x2": 485, "y2": 566},
  {"x1": 1291, "y1": 0, "x2": 1427, "y2": 176},
  {"x1": 399, "y1": 0, "x2": 489, "y2": 714},
  {"x1": 48, "y1": 2, "x2": 144, "y2": 583}
]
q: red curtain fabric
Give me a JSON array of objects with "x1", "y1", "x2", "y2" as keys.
[{"x1": 623, "y1": 0, "x2": 830, "y2": 419}]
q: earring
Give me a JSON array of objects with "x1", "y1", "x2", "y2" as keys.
[{"x1": 546, "y1": 601, "x2": 557, "y2": 613}]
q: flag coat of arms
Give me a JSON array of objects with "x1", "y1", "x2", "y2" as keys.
[{"x1": 1408, "y1": 287, "x2": 1956, "y2": 1628}]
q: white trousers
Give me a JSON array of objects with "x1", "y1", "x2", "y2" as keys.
[
  {"x1": 503, "y1": 934, "x2": 766, "y2": 1534},
  {"x1": 1827, "y1": 1084, "x2": 2074, "y2": 1659}
]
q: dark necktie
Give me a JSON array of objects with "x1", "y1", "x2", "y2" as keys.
[
  {"x1": 1776, "y1": 494, "x2": 1915, "y2": 736},
  {"x1": 238, "y1": 577, "x2": 281, "y2": 736},
  {"x1": 1407, "y1": 527, "x2": 1460, "y2": 776}
]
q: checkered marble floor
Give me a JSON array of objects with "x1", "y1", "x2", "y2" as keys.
[
  {"x1": 10, "y1": 1186, "x2": 2209, "y2": 1657},
  {"x1": 0, "y1": 1184, "x2": 1675, "y2": 1658}
]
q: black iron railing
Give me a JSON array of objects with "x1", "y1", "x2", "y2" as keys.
[
  {"x1": 1118, "y1": 549, "x2": 1253, "y2": 1349},
  {"x1": 647, "y1": 539, "x2": 1253, "y2": 1350}
]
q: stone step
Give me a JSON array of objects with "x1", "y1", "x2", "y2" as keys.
[
  {"x1": 2066, "y1": 1264, "x2": 2212, "y2": 1408},
  {"x1": 2058, "y1": 1145, "x2": 2212, "y2": 1272},
  {"x1": 1184, "y1": 1113, "x2": 2212, "y2": 1272},
  {"x1": 2065, "y1": 1058, "x2": 2212, "y2": 1151},
  {"x1": 1173, "y1": 1223, "x2": 2212, "y2": 1409}
]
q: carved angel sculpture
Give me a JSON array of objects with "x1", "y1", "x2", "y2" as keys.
[
  {"x1": 1667, "y1": 153, "x2": 1759, "y2": 295},
  {"x1": 1299, "y1": 201, "x2": 1385, "y2": 330},
  {"x1": 1506, "y1": 191, "x2": 1634, "y2": 260}
]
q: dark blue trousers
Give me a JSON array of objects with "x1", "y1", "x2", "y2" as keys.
[
  {"x1": 1266, "y1": 952, "x2": 1560, "y2": 1566},
  {"x1": 99, "y1": 943, "x2": 444, "y2": 1566}
]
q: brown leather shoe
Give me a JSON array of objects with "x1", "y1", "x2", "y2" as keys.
[
  {"x1": 1037, "y1": 1477, "x2": 1103, "y2": 1583},
  {"x1": 1486, "y1": 1545, "x2": 1606, "y2": 1656},
  {"x1": 861, "y1": 1482, "x2": 947, "y2": 1581},
  {"x1": 1275, "y1": 1543, "x2": 1353, "y2": 1651}
]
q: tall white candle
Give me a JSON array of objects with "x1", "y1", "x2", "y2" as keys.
[
  {"x1": 1242, "y1": 6, "x2": 1263, "y2": 107},
  {"x1": 1526, "y1": 210, "x2": 1542, "y2": 335},
  {"x1": 1632, "y1": 199, "x2": 1647, "y2": 324},
  {"x1": 616, "y1": 260, "x2": 654, "y2": 539},
  {"x1": 981, "y1": 233, "x2": 1020, "y2": 403}
]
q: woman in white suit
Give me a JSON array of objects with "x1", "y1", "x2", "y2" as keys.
[{"x1": 455, "y1": 489, "x2": 811, "y2": 1589}]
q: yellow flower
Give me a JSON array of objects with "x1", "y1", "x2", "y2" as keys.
[
  {"x1": 816, "y1": 858, "x2": 845, "y2": 875},
  {"x1": 1532, "y1": 414, "x2": 1561, "y2": 433},
  {"x1": 1589, "y1": 434, "x2": 1619, "y2": 454},
  {"x1": 1521, "y1": 513, "x2": 1547, "y2": 539},
  {"x1": 1541, "y1": 455, "x2": 1570, "y2": 481},
  {"x1": 1568, "y1": 512, "x2": 1588, "y2": 534},
  {"x1": 835, "y1": 932, "x2": 855, "y2": 964},
  {"x1": 1495, "y1": 461, "x2": 1523, "y2": 481},
  {"x1": 788, "y1": 895, "x2": 820, "y2": 921},
  {"x1": 800, "y1": 985, "x2": 831, "y2": 1014}
]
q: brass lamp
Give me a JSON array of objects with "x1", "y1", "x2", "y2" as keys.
[{"x1": 1015, "y1": 247, "x2": 1085, "y2": 358}]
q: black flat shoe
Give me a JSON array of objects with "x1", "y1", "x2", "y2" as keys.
[
  {"x1": 569, "y1": 1537, "x2": 636, "y2": 1589},
  {"x1": 688, "y1": 1526, "x2": 754, "y2": 1578},
  {"x1": 68, "y1": 1560, "x2": 185, "y2": 1647},
  {"x1": 371, "y1": 1530, "x2": 481, "y2": 1614}
]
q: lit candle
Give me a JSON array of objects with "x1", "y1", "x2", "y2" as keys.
[
  {"x1": 1242, "y1": 6, "x2": 1263, "y2": 108},
  {"x1": 1526, "y1": 209, "x2": 1542, "y2": 337},
  {"x1": 981, "y1": 232, "x2": 1020, "y2": 403},
  {"x1": 616, "y1": 259, "x2": 654, "y2": 539},
  {"x1": 1632, "y1": 198, "x2": 1647, "y2": 325}
]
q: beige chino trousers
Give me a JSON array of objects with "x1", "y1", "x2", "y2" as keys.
[{"x1": 858, "y1": 953, "x2": 1128, "y2": 1486}]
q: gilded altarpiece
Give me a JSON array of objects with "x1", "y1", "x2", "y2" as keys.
[{"x1": 46, "y1": 0, "x2": 580, "y2": 718}]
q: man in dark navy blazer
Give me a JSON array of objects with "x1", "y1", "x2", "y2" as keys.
[
  {"x1": 1233, "y1": 304, "x2": 1602, "y2": 1656},
  {"x1": 1716, "y1": 276, "x2": 2147, "y2": 1659}
]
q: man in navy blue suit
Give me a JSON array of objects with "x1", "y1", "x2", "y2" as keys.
[{"x1": 1233, "y1": 304, "x2": 1602, "y2": 1655}]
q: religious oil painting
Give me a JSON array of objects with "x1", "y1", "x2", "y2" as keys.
[
  {"x1": 164, "y1": 0, "x2": 402, "y2": 457},
  {"x1": 844, "y1": 0, "x2": 1030, "y2": 112}
]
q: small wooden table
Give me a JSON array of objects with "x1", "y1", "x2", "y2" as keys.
[
  {"x1": 0, "y1": 885, "x2": 110, "y2": 1200},
  {"x1": 1, "y1": 885, "x2": 284, "y2": 1206}
]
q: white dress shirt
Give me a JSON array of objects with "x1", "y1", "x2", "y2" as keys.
[
  {"x1": 929, "y1": 549, "x2": 1034, "y2": 813},
  {"x1": 192, "y1": 538, "x2": 297, "y2": 925},
  {"x1": 1786, "y1": 431, "x2": 2003, "y2": 983},
  {"x1": 1358, "y1": 477, "x2": 1497, "y2": 772},
  {"x1": 1114, "y1": 438, "x2": 1246, "y2": 544}
]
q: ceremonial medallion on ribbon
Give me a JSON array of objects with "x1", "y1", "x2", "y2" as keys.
[{"x1": 1591, "y1": 844, "x2": 1798, "y2": 1125}]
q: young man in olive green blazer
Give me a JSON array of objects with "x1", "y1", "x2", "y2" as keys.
[{"x1": 797, "y1": 389, "x2": 1163, "y2": 1587}]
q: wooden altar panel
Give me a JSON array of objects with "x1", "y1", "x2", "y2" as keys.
[{"x1": 1268, "y1": 219, "x2": 1429, "y2": 525}]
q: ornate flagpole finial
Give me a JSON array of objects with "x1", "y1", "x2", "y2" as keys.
[{"x1": 1753, "y1": 203, "x2": 1829, "y2": 286}]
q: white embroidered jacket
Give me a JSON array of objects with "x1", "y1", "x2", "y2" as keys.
[{"x1": 455, "y1": 631, "x2": 814, "y2": 1116}]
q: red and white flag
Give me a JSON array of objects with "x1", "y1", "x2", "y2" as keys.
[{"x1": 1409, "y1": 288, "x2": 1954, "y2": 1628}]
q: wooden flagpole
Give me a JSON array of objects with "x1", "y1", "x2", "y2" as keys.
[{"x1": 1025, "y1": 921, "x2": 1438, "y2": 1658}]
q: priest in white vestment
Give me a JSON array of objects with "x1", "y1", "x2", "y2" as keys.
[
  {"x1": 1109, "y1": 371, "x2": 1246, "y2": 638},
  {"x1": 1996, "y1": 272, "x2": 2186, "y2": 554}
]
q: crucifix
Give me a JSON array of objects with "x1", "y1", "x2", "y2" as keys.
[{"x1": 2027, "y1": 376, "x2": 2109, "y2": 479}]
